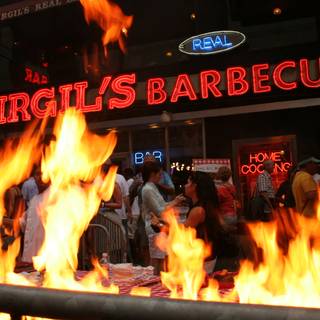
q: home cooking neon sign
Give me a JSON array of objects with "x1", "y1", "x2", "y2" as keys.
[
  {"x1": 240, "y1": 151, "x2": 292, "y2": 175},
  {"x1": 0, "y1": 57, "x2": 320, "y2": 125}
]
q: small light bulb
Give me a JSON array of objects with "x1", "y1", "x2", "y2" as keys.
[{"x1": 273, "y1": 7, "x2": 282, "y2": 15}]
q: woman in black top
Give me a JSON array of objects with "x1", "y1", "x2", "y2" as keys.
[{"x1": 184, "y1": 171, "x2": 223, "y2": 274}]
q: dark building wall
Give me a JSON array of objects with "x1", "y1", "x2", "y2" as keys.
[{"x1": 205, "y1": 106, "x2": 320, "y2": 163}]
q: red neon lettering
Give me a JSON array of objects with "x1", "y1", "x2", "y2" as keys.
[
  {"x1": 59, "y1": 84, "x2": 73, "y2": 113},
  {"x1": 30, "y1": 88, "x2": 57, "y2": 119},
  {"x1": 283, "y1": 162, "x2": 292, "y2": 171},
  {"x1": 273, "y1": 152, "x2": 281, "y2": 162},
  {"x1": 226, "y1": 67, "x2": 249, "y2": 96},
  {"x1": 200, "y1": 70, "x2": 222, "y2": 98},
  {"x1": 300, "y1": 58, "x2": 320, "y2": 88},
  {"x1": 0, "y1": 96, "x2": 7, "y2": 124},
  {"x1": 274, "y1": 163, "x2": 284, "y2": 173},
  {"x1": 257, "y1": 164, "x2": 264, "y2": 174},
  {"x1": 252, "y1": 64, "x2": 271, "y2": 93},
  {"x1": 74, "y1": 81, "x2": 102, "y2": 113},
  {"x1": 257, "y1": 153, "x2": 266, "y2": 163},
  {"x1": 109, "y1": 74, "x2": 136, "y2": 110},
  {"x1": 170, "y1": 74, "x2": 197, "y2": 103},
  {"x1": 241, "y1": 165, "x2": 249, "y2": 175},
  {"x1": 273, "y1": 61, "x2": 297, "y2": 90},
  {"x1": 7, "y1": 93, "x2": 31, "y2": 123},
  {"x1": 249, "y1": 153, "x2": 257, "y2": 163},
  {"x1": 25, "y1": 68, "x2": 33, "y2": 82},
  {"x1": 41, "y1": 75, "x2": 48, "y2": 85},
  {"x1": 32, "y1": 72, "x2": 40, "y2": 85},
  {"x1": 147, "y1": 78, "x2": 167, "y2": 105},
  {"x1": 99, "y1": 76, "x2": 112, "y2": 95}
]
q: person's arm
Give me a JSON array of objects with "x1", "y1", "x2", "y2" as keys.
[
  {"x1": 184, "y1": 207, "x2": 205, "y2": 228},
  {"x1": 275, "y1": 181, "x2": 287, "y2": 204},
  {"x1": 2, "y1": 217, "x2": 13, "y2": 228},
  {"x1": 301, "y1": 176, "x2": 318, "y2": 201},
  {"x1": 104, "y1": 183, "x2": 122, "y2": 209},
  {"x1": 306, "y1": 191, "x2": 317, "y2": 200},
  {"x1": 157, "y1": 172, "x2": 175, "y2": 196},
  {"x1": 122, "y1": 181, "x2": 132, "y2": 220},
  {"x1": 5, "y1": 188, "x2": 16, "y2": 219},
  {"x1": 19, "y1": 211, "x2": 27, "y2": 233},
  {"x1": 143, "y1": 188, "x2": 166, "y2": 217}
]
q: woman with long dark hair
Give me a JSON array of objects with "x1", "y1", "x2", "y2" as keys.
[
  {"x1": 184, "y1": 171, "x2": 223, "y2": 273},
  {"x1": 141, "y1": 161, "x2": 184, "y2": 274}
]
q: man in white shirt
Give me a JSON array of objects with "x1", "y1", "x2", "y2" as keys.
[
  {"x1": 21, "y1": 167, "x2": 42, "y2": 208},
  {"x1": 20, "y1": 191, "x2": 46, "y2": 263},
  {"x1": 115, "y1": 172, "x2": 132, "y2": 262},
  {"x1": 115, "y1": 173, "x2": 132, "y2": 222}
]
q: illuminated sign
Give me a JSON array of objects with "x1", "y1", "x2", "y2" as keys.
[
  {"x1": 25, "y1": 68, "x2": 48, "y2": 85},
  {"x1": 134, "y1": 150, "x2": 163, "y2": 165},
  {"x1": 0, "y1": 0, "x2": 78, "y2": 22},
  {"x1": 0, "y1": 57, "x2": 320, "y2": 125},
  {"x1": 240, "y1": 151, "x2": 292, "y2": 175},
  {"x1": 179, "y1": 31, "x2": 246, "y2": 55}
]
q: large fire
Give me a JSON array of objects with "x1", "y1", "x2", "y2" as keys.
[{"x1": 0, "y1": 108, "x2": 319, "y2": 319}]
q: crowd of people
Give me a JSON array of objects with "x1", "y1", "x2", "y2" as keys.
[
  {"x1": 252, "y1": 156, "x2": 320, "y2": 220},
  {"x1": 1, "y1": 154, "x2": 319, "y2": 275}
]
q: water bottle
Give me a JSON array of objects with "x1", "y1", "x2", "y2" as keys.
[{"x1": 100, "y1": 252, "x2": 109, "y2": 267}]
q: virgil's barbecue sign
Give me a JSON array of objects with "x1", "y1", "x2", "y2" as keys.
[
  {"x1": 0, "y1": 0, "x2": 77, "y2": 21},
  {"x1": 0, "y1": 57, "x2": 319, "y2": 125},
  {"x1": 178, "y1": 31, "x2": 246, "y2": 55}
]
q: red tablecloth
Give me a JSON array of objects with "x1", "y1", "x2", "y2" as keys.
[{"x1": 75, "y1": 270, "x2": 235, "y2": 299}]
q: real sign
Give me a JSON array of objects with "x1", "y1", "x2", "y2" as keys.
[{"x1": 179, "y1": 30, "x2": 246, "y2": 55}]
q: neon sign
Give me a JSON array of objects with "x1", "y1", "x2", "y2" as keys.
[
  {"x1": 0, "y1": 57, "x2": 320, "y2": 124},
  {"x1": 134, "y1": 150, "x2": 163, "y2": 165},
  {"x1": 25, "y1": 68, "x2": 48, "y2": 85},
  {"x1": 240, "y1": 151, "x2": 292, "y2": 175},
  {"x1": 179, "y1": 31, "x2": 245, "y2": 55}
]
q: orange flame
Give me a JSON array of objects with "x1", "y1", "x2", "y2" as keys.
[
  {"x1": 32, "y1": 108, "x2": 119, "y2": 293},
  {"x1": 0, "y1": 119, "x2": 46, "y2": 283},
  {"x1": 1, "y1": 106, "x2": 320, "y2": 310},
  {"x1": 157, "y1": 210, "x2": 211, "y2": 300},
  {"x1": 130, "y1": 287, "x2": 151, "y2": 297},
  {"x1": 80, "y1": 0, "x2": 133, "y2": 55},
  {"x1": 232, "y1": 208, "x2": 320, "y2": 307}
]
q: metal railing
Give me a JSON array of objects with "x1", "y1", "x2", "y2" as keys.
[{"x1": 0, "y1": 284, "x2": 320, "y2": 320}]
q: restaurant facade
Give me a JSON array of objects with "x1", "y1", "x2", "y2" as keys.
[
  {"x1": 1, "y1": 1, "x2": 320, "y2": 212},
  {"x1": 1, "y1": 53, "x2": 320, "y2": 212}
]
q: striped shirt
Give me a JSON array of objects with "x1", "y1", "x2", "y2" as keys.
[{"x1": 257, "y1": 170, "x2": 275, "y2": 199}]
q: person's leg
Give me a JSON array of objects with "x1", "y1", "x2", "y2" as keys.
[
  {"x1": 121, "y1": 219, "x2": 132, "y2": 262},
  {"x1": 150, "y1": 258, "x2": 163, "y2": 275}
]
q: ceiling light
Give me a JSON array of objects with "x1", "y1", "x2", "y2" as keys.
[
  {"x1": 149, "y1": 123, "x2": 160, "y2": 129},
  {"x1": 273, "y1": 7, "x2": 282, "y2": 15}
]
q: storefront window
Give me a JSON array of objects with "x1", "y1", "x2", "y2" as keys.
[
  {"x1": 169, "y1": 121, "x2": 203, "y2": 192},
  {"x1": 234, "y1": 135, "x2": 297, "y2": 217},
  {"x1": 114, "y1": 130, "x2": 129, "y2": 154}
]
